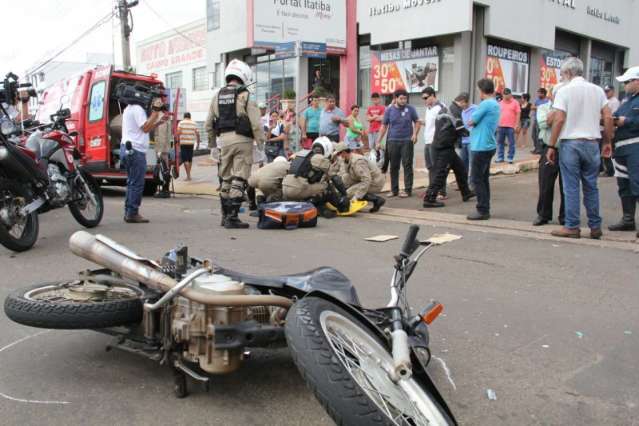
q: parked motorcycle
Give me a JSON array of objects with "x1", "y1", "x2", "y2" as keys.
[
  {"x1": 4, "y1": 226, "x2": 457, "y2": 425},
  {"x1": 0, "y1": 106, "x2": 104, "y2": 252}
]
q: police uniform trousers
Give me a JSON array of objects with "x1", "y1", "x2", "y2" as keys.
[
  {"x1": 218, "y1": 141, "x2": 253, "y2": 199},
  {"x1": 248, "y1": 175, "x2": 283, "y2": 201},
  {"x1": 282, "y1": 175, "x2": 326, "y2": 201},
  {"x1": 613, "y1": 143, "x2": 639, "y2": 200},
  {"x1": 343, "y1": 174, "x2": 385, "y2": 200}
]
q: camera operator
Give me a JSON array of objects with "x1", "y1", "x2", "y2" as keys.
[
  {"x1": 121, "y1": 96, "x2": 168, "y2": 223},
  {"x1": 0, "y1": 84, "x2": 30, "y2": 127}
]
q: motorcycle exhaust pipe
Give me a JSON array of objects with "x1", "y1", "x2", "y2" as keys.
[{"x1": 69, "y1": 231, "x2": 292, "y2": 308}]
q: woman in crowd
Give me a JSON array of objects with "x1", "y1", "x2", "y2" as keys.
[
  {"x1": 345, "y1": 105, "x2": 366, "y2": 153},
  {"x1": 517, "y1": 93, "x2": 532, "y2": 149},
  {"x1": 265, "y1": 110, "x2": 288, "y2": 163}
]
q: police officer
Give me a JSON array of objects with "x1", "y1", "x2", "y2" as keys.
[
  {"x1": 282, "y1": 138, "x2": 350, "y2": 218},
  {"x1": 247, "y1": 156, "x2": 289, "y2": 206},
  {"x1": 333, "y1": 142, "x2": 386, "y2": 213},
  {"x1": 609, "y1": 66, "x2": 639, "y2": 237},
  {"x1": 206, "y1": 60, "x2": 265, "y2": 229}
]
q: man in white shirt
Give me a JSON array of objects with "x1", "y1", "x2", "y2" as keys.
[
  {"x1": 121, "y1": 97, "x2": 167, "y2": 223},
  {"x1": 422, "y1": 87, "x2": 447, "y2": 197},
  {"x1": 546, "y1": 57, "x2": 614, "y2": 239}
]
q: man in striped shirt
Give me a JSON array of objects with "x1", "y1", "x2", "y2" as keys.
[{"x1": 177, "y1": 112, "x2": 200, "y2": 181}]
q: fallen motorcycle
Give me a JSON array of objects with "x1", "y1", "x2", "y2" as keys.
[{"x1": 4, "y1": 225, "x2": 457, "y2": 425}]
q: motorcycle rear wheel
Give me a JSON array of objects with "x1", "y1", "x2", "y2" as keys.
[
  {"x1": 68, "y1": 170, "x2": 104, "y2": 228},
  {"x1": 0, "y1": 180, "x2": 39, "y2": 252},
  {"x1": 4, "y1": 280, "x2": 144, "y2": 329},
  {"x1": 285, "y1": 297, "x2": 453, "y2": 426}
]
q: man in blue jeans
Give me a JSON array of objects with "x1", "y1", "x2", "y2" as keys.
[
  {"x1": 546, "y1": 57, "x2": 614, "y2": 239},
  {"x1": 466, "y1": 79, "x2": 501, "y2": 220},
  {"x1": 496, "y1": 88, "x2": 521, "y2": 164},
  {"x1": 121, "y1": 97, "x2": 167, "y2": 223}
]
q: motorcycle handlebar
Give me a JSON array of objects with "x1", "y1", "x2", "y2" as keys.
[{"x1": 400, "y1": 225, "x2": 419, "y2": 258}]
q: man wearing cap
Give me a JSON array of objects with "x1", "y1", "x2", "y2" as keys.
[
  {"x1": 608, "y1": 66, "x2": 639, "y2": 238},
  {"x1": 334, "y1": 142, "x2": 386, "y2": 213}
]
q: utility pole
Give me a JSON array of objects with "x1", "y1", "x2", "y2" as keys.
[{"x1": 118, "y1": 0, "x2": 138, "y2": 70}]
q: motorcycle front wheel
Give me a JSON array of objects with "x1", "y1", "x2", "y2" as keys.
[
  {"x1": 0, "y1": 179, "x2": 39, "y2": 252},
  {"x1": 285, "y1": 297, "x2": 453, "y2": 426},
  {"x1": 4, "y1": 280, "x2": 144, "y2": 329},
  {"x1": 68, "y1": 170, "x2": 104, "y2": 228}
]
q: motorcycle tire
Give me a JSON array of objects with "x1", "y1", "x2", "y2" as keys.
[
  {"x1": 4, "y1": 281, "x2": 144, "y2": 329},
  {"x1": 285, "y1": 296, "x2": 453, "y2": 426},
  {"x1": 0, "y1": 180, "x2": 39, "y2": 252},
  {"x1": 68, "y1": 171, "x2": 104, "y2": 228}
]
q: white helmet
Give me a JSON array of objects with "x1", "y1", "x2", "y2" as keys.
[
  {"x1": 311, "y1": 136, "x2": 334, "y2": 158},
  {"x1": 224, "y1": 59, "x2": 253, "y2": 86},
  {"x1": 273, "y1": 156, "x2": 289, "y2": 164}
]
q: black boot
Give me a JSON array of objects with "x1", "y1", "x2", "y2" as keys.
[
  {"x1": 364, "y1": 194, "x2": 386, "y2": 213},
  {"x1": 247, "y1": 187, "x2": 258, "y2": 211},
  {"x1": 219, "y1": 198, "x2": 230, "y2": 227},
  {"x1": 310, "y1": 195, "x2": 337, "y2": 219},
  {"x1": 224, "y1": 198, "x2": 250, "y2": 229},
  {"x1": 422, "y1": 192, "x2": 444, "y2": 208},
  {"x1": 250, "y1": 195, "x2": 265, "y2": 218},
  {"x1": 608, "y1": 197, "x2": 636, "y2": 231}
]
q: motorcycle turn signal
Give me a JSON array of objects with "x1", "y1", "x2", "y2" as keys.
[{"x1": 421, "y1": 301, "x2": 444, "y2": 325}]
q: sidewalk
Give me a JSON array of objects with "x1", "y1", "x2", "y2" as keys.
[{"x1": 172, "y1": 147, "x2": 541, "y2": 196}]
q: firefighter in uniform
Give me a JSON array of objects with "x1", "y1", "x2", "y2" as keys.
[
  {"x1": 282, "y1": 137, "x2": 350, "y2": 218},
  {"x1": 609, "y1": 66, "x2": 639, "y2": 237},
  {"x1": 206, "y1": 60, "x2": 265, "y2": 229},
  {"x1": 333, "y1": 142, "x2": 386, "y2": 213},
  {"x1": 247, "y1": 156, "x2": 289, "y2": 205}
]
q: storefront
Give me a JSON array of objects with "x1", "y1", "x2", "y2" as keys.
[
  {"x1": 206, "y1": 0, "x2": 357, "y2": 112},
  {"x1": 136, "y1": 20, "x2": 213, "y2": 143},
  {"x1": 358, "y1": 0, "x2": 639, "y2": 115}
]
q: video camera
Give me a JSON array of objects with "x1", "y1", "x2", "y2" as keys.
[
  {"x1": 0, "y1": 72, "x2": 36, "y2": 106},
  {"x1": 114, "y1": 82, "x2": 165, "y2": 113}
]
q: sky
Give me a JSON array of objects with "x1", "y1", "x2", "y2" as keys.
[{"x1": 3, "y1": 0, "x2": 204, "y2": 77}]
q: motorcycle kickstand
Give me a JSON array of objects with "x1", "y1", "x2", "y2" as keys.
[{"x1": 172, "y1": 358, "x2": 210, "y2": 398}]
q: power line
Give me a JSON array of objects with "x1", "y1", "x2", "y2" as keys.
[
  {"x1": 28, "y1": 9, "x2": 115, "y2": 76},
  {"x1": 140, "y1": 0, "x2": 204, "y2": 48}
]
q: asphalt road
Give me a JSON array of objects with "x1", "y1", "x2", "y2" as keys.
[{"x1": 0, "y1": 193, "x2": 638, "y2": 425}]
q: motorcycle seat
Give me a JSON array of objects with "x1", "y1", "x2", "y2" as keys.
[{"x1": 214, "y1": 266, "x2": 360, "y2": 306}]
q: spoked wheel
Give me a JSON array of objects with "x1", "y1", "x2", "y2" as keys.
[
  {"x1": 286, "y1": 297, "x2": 453, "y2": 426},
  {"x1": 4, "y1": 278, "x2": 144, "y2": 329},
  {"x1": 0, "y1": 180, "x2": 39, "y2": 252},
  {"x1": 68, "y1": 170, "x2": 104, "y2": 228}
]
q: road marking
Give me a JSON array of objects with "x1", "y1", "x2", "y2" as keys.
[
  {"x1": 0, "y1": 331, "x2": 71, "y2": 405},
  {"x1": 432, "y1": 356, "x2": 457, "y2": 391}
]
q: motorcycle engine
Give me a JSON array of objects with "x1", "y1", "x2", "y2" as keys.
[
  {"x1": 171, "y1": 273, "x2": 248, "y2": 375},
  {"x1": 46, "y1": 164, "x2": 71, "y2": 206}
]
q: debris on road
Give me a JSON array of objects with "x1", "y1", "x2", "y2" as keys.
[
  {"x1": 542, "y1": 345, "x2": 549, "y2": 348},
  {"x1": 624, "y1": 331, "x2": 632, "y2": 335},
  {"x1": 576, "y1": 331, "x2": 584, "y2": 339},
  {"x1": 486, "y1": 389, "x2": 497, "y2": 400},
  {"x1": 364, "y1": 235, "x2": 399, "y2": 242},
  {"x1": 427, "y1": 233, "x2": 463, "y2": 245}
]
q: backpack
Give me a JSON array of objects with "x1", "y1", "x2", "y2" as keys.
[{"x1": 257, "y1": 201, "x2": 318, "y2": 230}]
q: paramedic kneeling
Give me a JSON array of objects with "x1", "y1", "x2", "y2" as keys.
[{"x1": 122, "y1": 98, "x2": 167, "y2": 223}]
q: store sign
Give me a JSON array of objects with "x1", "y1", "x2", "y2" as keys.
[
  {"x1": 138, "y1": 27, "x2": 206, "y2": 72},
  {"x1": 586, "y1": 6, "x2": 621, "y2": 24},
  {"x1": 485, "y1": 44, "x2": 530, "y2": 95},
  {"x1": 539, "y1": 51, "x2": 569, "y2": 92},
  {"x1": 301, "y1": 42, "x2": 327, "y2": 58},
  {"x1": 274, "y1": 42, "x2": 297, "y2": 59},
  {"x1": 370, "y1": 47, "x2": 439, "y2": 95},
  {"x1": 548, "y1": 0, "x2": 576, "y2": 9},
  {"x1": 252, "y1": 0, "x2": 346, "y2": 50},
  {"x1": 369, "y1": 0, "x2": 443, "y2": 17}
]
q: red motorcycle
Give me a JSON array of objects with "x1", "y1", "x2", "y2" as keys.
[{"x1": 0, "y1": 106, "x2": 104, "y2": 252}]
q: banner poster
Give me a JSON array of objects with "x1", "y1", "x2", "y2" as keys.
[
  {"x1": 539, "y1": 51, "x2": 568, "y2": 93},
  {"x1": 485, "y1": 44, "x2": 530, "y2": 95},
  {"x1": 370, "y1": 47, "x2": 439, "y2": 95}
]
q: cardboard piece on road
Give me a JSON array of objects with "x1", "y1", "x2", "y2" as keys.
[
  {"x1": 427, "y1": 233, "x2": 463, "y2": 245},
  {"x1": 365, "y1": 235, "x2": 399, "y2": 242}
]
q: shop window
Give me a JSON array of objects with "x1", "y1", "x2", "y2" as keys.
[
  {"x1": 166, "y1": 71, "x2": 183, "y2": 89},
  {"x1": 207, "y1": 0, "x2": 220, "y2": 31},
  {"x1": 88, "y1": 81, "x2": 106, "y2": 122},
  {"x1": 590, "y1": 57, "x2": 613, "y2": 88},
  {"x1": 192, "y1": 67, "x2": 208, "y2": 91}
]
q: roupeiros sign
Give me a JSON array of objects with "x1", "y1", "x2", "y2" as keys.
[
  {"x1": 252, "y1": 0, "x2": 346, "y2": 50},
  {"x1": 370, "y1": 47, "x2": 439, "y2": 95},
  {"x1": 485, "y1": 43, "x2": 530, "y2": 95}
]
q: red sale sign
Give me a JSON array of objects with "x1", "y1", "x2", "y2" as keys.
[{"x1": 370, "y1": 47, "x2": 439, "y2": 95}]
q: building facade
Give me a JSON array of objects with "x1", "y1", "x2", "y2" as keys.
[
  {"x1": 136, "y1": 20, "x2": 212, "y2": 144},
  {"x1": 359, "y1": 0, "x2": 639, "y2": 113}
]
